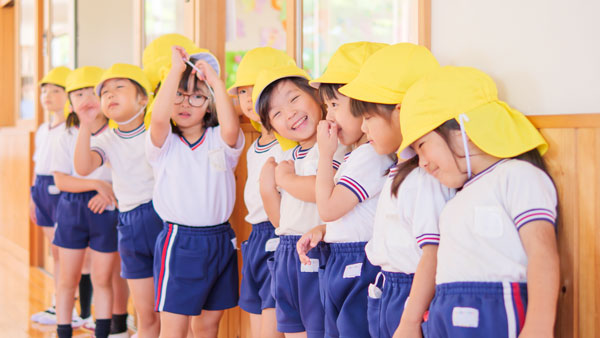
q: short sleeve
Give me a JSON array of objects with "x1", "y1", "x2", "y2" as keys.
[
  {"x1": 50, "y1": 129, "x2": 75, "y2": 175},
  {"x1": 145, "y1": 127, "x2": 173, "y2": 165},
  {"x1": 32, "y1": 124, "x2": 46, "y2": 163},
  {"x1": 505, "y1": 161, "x2": 557, "y2": 230},
  {"x1": 90, "y1": 131, "x2": 111, "y2": 166},
  {"x1": 405, "y1": 168, "x2": 455, "y2": 248},
  {"x1": 213, "y1": 126, "x2": 245, "y2": 167},
  {"x1": 336, "y1": 144, "x2": 392, "y2": 203}
]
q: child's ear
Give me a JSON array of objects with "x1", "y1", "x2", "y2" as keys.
[
  {"x1": 138, "y1": 94, "x2": 149, "y2": 107},
  {"x1": 394, "y1": 103, "x2": 401, "y2": 112}
]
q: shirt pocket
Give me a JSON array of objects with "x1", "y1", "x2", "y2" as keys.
[
  {"x1": 208, "y1": 148, "x2": 227, "y2": 172},
  {"x1": 472, "y1": 206, "x2": 505, "y2": 239}
]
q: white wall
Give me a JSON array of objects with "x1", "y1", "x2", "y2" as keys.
[
  {"x1": 76, "y1": 0, "x2": 136, "y2": 68},
  {"x1": 431, "y1": 0, "x2": 600, "y2": 115}
]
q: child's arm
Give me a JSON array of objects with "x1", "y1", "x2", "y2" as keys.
[
  {"x1": 393, "y1": 245, "x2": 438, "y2": 338},
  {"x1": 150, "y1": 46, "x2": 188, "y2": 148},
  {"x1": 275, "y1": 161, "x2": 316, "y2": 202},
  {"x1": 315, "y1": 120, "x2": 358, "y2": 221},
  {"x1": 518, "y1": 220, "x2": 559, "y2": 337},
  {"x1": 260, "y1": 157, "x2": 281, "y2": 227},
  {"x1": 73, "y1": 115, "x2": 103, "y2": 177},
  {"x1": 193, "y1": 60, "x2": 240, "y2": 147},
  {"x1": 52, "y1": 173, "x2": 116, "y2": 205},
  {"x1": 296, "y1": 224, "x2": 326, "y2": 265}
]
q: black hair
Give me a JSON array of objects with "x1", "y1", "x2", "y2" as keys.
[
  {"x1": 65, "y1": 111, "x2": 79, "y2": 128},
  {"x1": 257, "y1": 77, "x2": 323, "y2": 132},
  {"x1": 41, "y1": 83, "x2": 66, "y2": 90},
  {"x1": 318, "y1": 83, "x2": 342, "y2": 101},
  {"x1": 171, "y1": 57, "x2": 219, "y2": 136},
  {"x1": 349, "y1": 98, "x2": 396, "y2": 119}
]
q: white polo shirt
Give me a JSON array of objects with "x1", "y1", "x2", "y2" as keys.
[
  {"x1": 51, "y1": 124, "x2": 112, "y2": 182},
  {"x1": 90, "y1": 122, "x2": 155, "y2": 212},
  {"x1": 33, "y1": 121, "x2": 65, "y2": 175},
  {"x1": 146, "y1": 126, "x2": 245, "y2": 226},
  {"x1": 244, "y1": 137, "x2": 284, "y2": 225},
  {"x1": 324, "y1": 143, "x2": 393, "y2": 243},
  {"x1": 365, "y1": 166, "x2": 455, "y2": 273},
  {"x1": 276, "y1": 144, "x2": 347, "y2": 236},
  {"x1": 436, "y1": 159, "x2": 557, "y2": 284}
]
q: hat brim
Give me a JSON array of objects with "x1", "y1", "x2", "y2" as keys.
[{"x1": 189, "y1": 52, "x2": 221, "y2": 76}]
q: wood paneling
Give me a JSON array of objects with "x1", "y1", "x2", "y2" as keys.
[{"x1": 0, "y1": 4, "x2": 15, "y2": 127}]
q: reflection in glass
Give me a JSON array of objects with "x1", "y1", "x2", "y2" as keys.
[{"x1": 144, "y1": 0, "x2": 185, "y2": 49}]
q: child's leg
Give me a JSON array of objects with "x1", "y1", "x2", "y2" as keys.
[
  {"x1": 111, "y1": 258, "x2": 129, "y2": 333},
  {"x1": 284, "y1": 333, "x2": 307, "y2": 338},
  {"x1": 249, "y1": 313, "x2": 261, "y2": 337},
  {"x1": 90, "y1": 250, "x2": 117, "y2": 320},
  {"x1": 41, "y1": 226, "x2": 60, "y2": 298},
  {"x1": 128, "y1": 277, "x2": 160, "y2": 337},
  {"x1": 190, "y1": 310, "x2": 223, "y2": 338},
  {"x1": 160, "y1": 312, "x2": 190, "y2": 338},
  {"x1": 56, "y1": 247, "x2": 86, "y2": 324},
  {"x1": 259, "y1": 308, "x2": 284, "y2": 338}
]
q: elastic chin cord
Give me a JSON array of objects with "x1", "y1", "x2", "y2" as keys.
[
  {"x1": 458, "y1": 114, "x2": 472, "y2": 179},
  {"x1": 114, "y1": 105, "x2": 146, "y2": 125}
]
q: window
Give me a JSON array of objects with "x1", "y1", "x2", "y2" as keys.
[
  {"x1": 144, "y1": 0, "x2": 185, "y2": 48},
  {"x1": 18, "y1": 0, "x2": 35, "y2": 119}
]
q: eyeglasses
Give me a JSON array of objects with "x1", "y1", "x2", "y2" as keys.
[{"x1": 174, "y1": 92, "x2": 209, "y2": 107}]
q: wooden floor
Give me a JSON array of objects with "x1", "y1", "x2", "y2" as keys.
[{"x1": 0, "y1": 244, "x2": 125, "y2": 338}]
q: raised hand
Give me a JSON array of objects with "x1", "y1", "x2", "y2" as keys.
[{"x1": 317, "y1": 120, "x2": 338, "y2": 158}]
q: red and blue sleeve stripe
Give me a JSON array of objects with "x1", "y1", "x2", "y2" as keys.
[
  {"x1": 90, "y1": 146, "x2": 106, "y2": 166},
  {"x1": 513, "y1": 208, "x2": 556, "y2": 229},
  {"x1": 416, "y1": 233, "x2": 440, "y2": 248},
  {"x1": 337, "y1": 176, "x2": 369, "y2": 202},
  {"x1": 332, "y1": 160, "x2": 341, "y2": 170}
]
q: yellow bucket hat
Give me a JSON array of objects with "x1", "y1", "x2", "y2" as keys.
[
  {"x1": 309, "y1": 41, "x2": 388, "y2": 88},
  {"x1": 66, "y1": 66, "x2": 104, "y2": 93},
  {"x1": 142, "y1": 33, "x2": 197, "y2": 92},
  {"x1": 227, "y1": 47, "x2": 295, "y2": 95},
  {"x1": 339, "y1": 43, "x2": 439, "y2": 104},
  {"x1": 96, "y1": 63, "x2": 152, "y2": 98},
  {"x1": 40, "y1": 66, "x2": 72, "y2": 88},
  {"x1": 397, "y1": 66, "x2": 548, "y2": 160},
  {"x1": 252, "y1": 64, "x2": 311, "y2": 151}
]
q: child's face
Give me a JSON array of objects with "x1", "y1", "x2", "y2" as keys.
[
  {"x1": 40, "y1": 84, "x2": 67, "y2": 112},
  {"x1": 323, "y1": 93, "x2": 362, "y2": 145},
  {"x1": 411, "y1": 131, "x2": 468, "y2": 188},
  {"x1": 267, "y1": 80, "x2": 322, "y2": 143},
  {"x1": 237, "y1": 85, "x2": 260, "y2": 123},
  {"x1": 171, "y1": 79, "x2": 211, "y2": 129},
  {"x1": 70, "y1": 87, "x2": 101, "y2": 117},
  {"x1": 100, "y1": 78, "x2": 146, "y2": 122},
  {"x1": 360, "y1": 108, "x2": 401, "y2": 155}
]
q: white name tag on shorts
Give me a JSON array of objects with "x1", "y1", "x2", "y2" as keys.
[
  {"x1": 452, "y1": 307, "x2": 479, "y2": 328},
  {"x1": 231, "y1": 237, "x2": 237, "y2": 249},
  {"x1": 300, "y1": 258, "x2": 319, "y2": 273},
  {"x1": 47, "y1": 185, "x2": 60, "y2": 195},
  {"x1": 105, "y1": 204, "x2": 116, "y2": 211},
  {"x1": 343, "y1": 263, "x2": 362, "y2": 278},
  {"x1": 264, "y1": 238, "x2": 280, "y2": 252}
]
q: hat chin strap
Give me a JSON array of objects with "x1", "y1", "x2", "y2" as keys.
[
  {"x1": 458, "y1": 114, "x2": 472, "y2": 179},
  {"x1": 114, "y1": 105, "x2": 146, "y2": 125}
]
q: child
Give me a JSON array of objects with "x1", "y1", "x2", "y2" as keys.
[
  {"x1": 147, "y1": 46, "x2": 243, "y2": 337},
  {"x1": 51, "y1": 66, "x2": 119, "y2": 338},
  {"x1": 338, "y1": 43, "x2": 454, "y2": 338},
  {"x1": 396, "y1": 66, "x2": 559, "y2": 338},
  {"x1": 254, "y1": 63, "x2": 346, "y2": 337},
  {"x1": 227, "y1": 47, "x2": 294, "y2": 338},
  {"x1": 294, "y1": 41, "x2": 390, "y2": 338},
  {"x1": 29, "y1": 66, "x2": 71, "y2": 325},
  {"x1": 73, "y1": 64, "x2": 162, "y2": 337}
]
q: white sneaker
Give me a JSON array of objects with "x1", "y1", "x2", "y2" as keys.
[
  {"x1": 71, "y1": 308, "x2": 84, "y2": 329},
  {"x1": 80, "y1": 316, "x2": 95, "y2": 332},
  {"x1": 108, "y1": 332, "x2": 130, "y2": 338},
  {"x1": 30, "y1": 306, "x2": 56, "y2": 324}
]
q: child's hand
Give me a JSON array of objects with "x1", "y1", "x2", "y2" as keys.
[
  {"x1": 94, "y1": 180, "x2": 117, "y2": 207},
  {"x1": 317, "y1": 120, "x2": 338, "y2": 158},
  {"x1": 260, "y1": 157, "x2": 278, "y2": 191},
  {"x1": 29, "y1": 197, "x2": 38, "y2": 224},
  {"x1": 76, "y1": 103, "x2": 100, "y2": 127},
  {"x1": 275, "y1": 160, "x2": 295, "y2": 186},
  {"x1": 192, "y1": 60, "x2": 221, "y2": 88},
  {"x1": 171, "y1": 46, "x2": 189, "y2": 74},
  {"x1": 296, "y1": 225, "x2": 326, "y2": 265},
  {"x1": 87, "y1": 194, "x2": 114, "y2": 214},
  {"x1": 393, "y1": 320, "x2": 423, "y2": 338}
]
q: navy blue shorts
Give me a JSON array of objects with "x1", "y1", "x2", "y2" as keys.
[
  {"x1": 53, "y1": 191, "x2": 119, "y2": 252},
  {"x1": 320, "y1": 242, "x2": 380, "y2": 338},
  {"x1": 154, "y1": 222, "x2": 239, "y2": 316},
  {"x1": 268, "y1": 235, "x2": 329, "y2": 337},
  {"x1": 117, "y1": 201, "x2": 164, "y2": 279},
  {"x1": 422, "y1": 282, "x2": 528, "y2": 338},
  {"x1": 367, "y1": 271, "x2": 414, "y2": 338},
  {"x1": 239, "y1": 221, "x2": 279, "y2": 314},
  {"x1": 30, "y1": 175, "x2": 62, "y2": 227}
]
